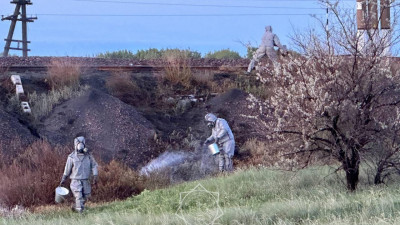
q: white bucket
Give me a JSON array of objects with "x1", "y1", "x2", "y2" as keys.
[
  {"x1": 55, "y1": 187, "x2": 69, "y2": 204},
  {"x1": 208, "y1": 143, "x2": 220, "y2": 155}
]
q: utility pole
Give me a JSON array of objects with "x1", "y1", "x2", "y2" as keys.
[
  {"x1": 356, "y1": 0, "x2": 367, "y2": 52},
  {"x1": 2, "y1": 0, "x2": 37, "y2": 57},
  {"x1": 356, "y1": 0, "x2": 392, "y2": 55},
  {"x1": 380, "y1": 0, "x2": 391, "y2": 56}
]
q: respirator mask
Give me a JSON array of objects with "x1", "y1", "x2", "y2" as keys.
[
  {"x1": 207, "y1": 121, "x2": 215, "y2": 129},
  {"x1": 76, "y1": 143, "x2": 86, "y2": 153}
]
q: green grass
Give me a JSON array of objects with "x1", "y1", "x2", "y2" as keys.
[{"x1": 2, "y1": 167, "x2": 400, "y2": 225}]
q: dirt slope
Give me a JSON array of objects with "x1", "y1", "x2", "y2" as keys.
[
  {"x1": 0, "y1": 109, "x2": 37, "y2": 154},
  {"x1": 205, "y1": 89, "x2": 269, "y2": 143},
  {"x1": 38, "y1": 89, "x2": 156, "y2": 168}
]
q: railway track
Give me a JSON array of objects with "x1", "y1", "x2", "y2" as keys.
[{"x1": 5, "y1": 65, "x2": 248, "y2": 73}]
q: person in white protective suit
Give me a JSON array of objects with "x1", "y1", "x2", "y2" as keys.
[
  {"x1": 247, "y1": 25, "x2": 287, "y2": 73},
  {"x1": 203, "y1": 113, "x2": 235, "y2": 172},
  {"x1": 60, "y1": 136, "x2": 98, "y2": 213}
]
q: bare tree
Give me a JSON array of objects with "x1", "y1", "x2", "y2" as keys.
[{"x1": 248, "y1": 0, "x2": 400, "y2": 190}]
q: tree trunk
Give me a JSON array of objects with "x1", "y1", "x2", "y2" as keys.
[
  {"x1": 342, "y1": 149, "x2": 360, "y2": 191},
  {"x1": 374, "y1": 164, "x2": 384, "y2": 184},
  {"x1": 344, "y1": 164, "x2": 359, "y2": 191}
]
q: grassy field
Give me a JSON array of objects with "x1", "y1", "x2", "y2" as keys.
[{"x1": 1, "y1": 167, "x2": 400, "y2": 225}]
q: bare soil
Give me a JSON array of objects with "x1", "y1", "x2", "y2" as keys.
[{"x1": 0, "y1": 57, "x2": 265, "y2": 169}]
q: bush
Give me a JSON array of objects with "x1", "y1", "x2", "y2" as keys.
[
  {"x1": 96, "y1": 48, "x2": 202, "y2": 60},
  {"x1": 204, "y1": 49, "x2": 242, "y2": 59},
  {"x1": 135, "y1": 48, "x2": 162, "y2": 60},
  {"x1": 137, "y1": 48, "x2": 201, "y2": 60},
  {"x1": 0, "y1": 140, "x2": 144, "y2": 208},
  {"x1": 93, "y1": 160, "x2": 143, "y2": 202},
  {"x1": 97, "y1": 50, "x2": 136, "y2": 59},
  {"x1": 0, "y1": 141, "x2": 69, "y2": 208},
  {"x1": 47, "y1": 59, "x2": 81, "y2": 90},
  {"x1": 161, "y1": 50, "x2": 193, "y2": 89}
]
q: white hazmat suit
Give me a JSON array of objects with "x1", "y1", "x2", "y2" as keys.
[
  {"x1": 247, "y1": 25, "x2": 285, "y2": 73},
  {"x1": 204, "y1": 113, "x2": 235, "y2": 172},
  {"x1": 60, "y1": 136, "x2": 98, "y2": 213}
]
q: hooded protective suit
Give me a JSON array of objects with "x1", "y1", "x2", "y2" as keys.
[
  {"x1": 247, "y1": 26, "x2": 284, "y2": 73},
  {"x1": 205, "y1": 113, "x2": 235, "y2": 172},
  {"x1": 61, "y1": 136, "x2": 98, "y2": 213}
]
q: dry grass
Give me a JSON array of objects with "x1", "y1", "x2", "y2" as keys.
[
  {"x1": 47, "y1": 59, "x2": 81, "y2": 90},
  {"x1": 240, "y1": 138, "x2": 272, "y2": 166},
  {"x1": 211, "y1": 79, "x2": 235, "y2": 93},
  {"x1": 0, "y1": 140, "x2": 68, "y2": 208},
  {"x1": 0, "y1": 140, "x2": 145, "y2": 208},
  {"x1": 192, "y1": 71, "x2": 213, "y2": 86},
  {"x1": 0, "y1": 66, "x2": 9, "y2": 75},
  {"x1": 141, "y1": 169, "x2": 172, "y2": 190},
  {"x1": 94, "y1": 160, "x2": 143, "y2": 202},
  {"x1": 161, "y1": 50, "x2": 193, "y2": 89},
  {"x1": 28, "y1": 85, "x2": 89, "y2": 121},
  {"x1": 105, "y1": 72, "x2": 149, "y2": 106},
  {"x1": 218, "y1": 65, "x2": 243, "y2": 73}
]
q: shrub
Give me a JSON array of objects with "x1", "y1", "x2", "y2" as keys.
[
  {"x1": 161, "y1": 50, "x2": 193, "y2": 89},
  {"x1": 204, "y1": 49, "x2": 242, "y2": 59},
  {"x1": 97, "y1": 50, "x2": 136, "y2": 59},
  {"x1": 96, "y1": 48, "x2": 202, "y2": 60},
  {"x1": 164, "y1": 49, "x2": 201, "y2": 59},
  {"x1": 135, "y1": 48, "x2": 163, "y2": 60},
  {"x1": 47, "y1": 59, "x2": 81, "y2": 90},
  {"x1": 93, "y1": 160, "x2": 143, "y2": 202},
  {"x1": 0, "y1": 140, "x2": 69, "y2": 208},
  {"x1": 0, "y1": 140, "x2": 144, "y2": 208}
]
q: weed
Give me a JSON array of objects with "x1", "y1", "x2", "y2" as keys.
[
  {"x1": 28, "y1": 85, "x2": 89, "y2": 121},
  {"x1": 47, "y1": 59, "x2": 81, "y2": 90},
  {"x1": 161, "y1": 50, "x2": 193, "y2": 89}
]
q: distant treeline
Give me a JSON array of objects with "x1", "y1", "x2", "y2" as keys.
[{"x1": 96, "y1": 48, "x2": 245, "y2": 60}]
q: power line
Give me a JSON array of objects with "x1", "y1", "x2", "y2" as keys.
[
  {"x1": 72, "y1": 0, "x2": 324, "y2": 9},
  {"x1": 34, "y1": 13, "x2": 323, "y2": 17}
]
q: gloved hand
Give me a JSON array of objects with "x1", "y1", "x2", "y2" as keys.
[
  {"x1": 215, "y1": 137, "x2": 220, "y2": 146},
  {"x1": 59, "y1": 175, "x2": 68, "y2": 187},
  {"x1": 92, "y1": 175, "x2": 98, "y2": 185},
  {"x1": 203, "y1": 139, "x2": 211, "y2": 145}
]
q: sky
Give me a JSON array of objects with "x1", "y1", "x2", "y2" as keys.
[{"x1": 0, "y1": 0, "x2": 361, "y2": 57}]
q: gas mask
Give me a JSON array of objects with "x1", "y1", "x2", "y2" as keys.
[
  {"x1": 74, "y1": 136, "x2": 88, "y2": 154},
  {"x1": 207, "y1": 121, "x2": 215, "y2": 129},
  {"x1": 76, "y1": 143, "x2": 88, "y2": 153}
]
